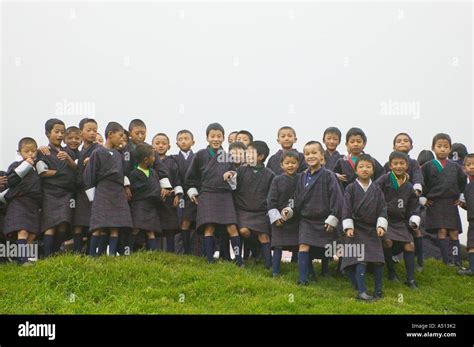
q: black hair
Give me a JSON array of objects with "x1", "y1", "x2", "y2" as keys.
[
  {"x1": 228, "y1": 131, "x2": 238, "y2": 137},
  {"x1": 79, "y1": 118, "x2": 97, "y2": 130},
  {"x1": 323, "y1": 127, "x2": 342, "y2": 143},
  {"x1": 280, "y1": 150, "x2": 300, "y2": 163},
  {"x1": 45, "y1": 118, "x2": 65, "y2": 135},
  {"x1": 176, "y1": 129, "x2": 194, "y2": 140},
  {"x1": 464, "y1": 153, "x2": 474, "y2": 165},
  {"x1": 66, "y1": 126, "x2": 81, "y2": 136},
  {"x1": 393, "y1": 132, "x2": 413, "y2": 147},
  {"x1": 449, "y1": 143, "x2": 468, "y2": 161},
  {"x1": 152, "y1": 132, "x2": 170, "y2": 144},
  {"x1": 417, "y1": 150, "x2": 434, "y2": 166},
  {"x1": 303, "y1": 140, "x2": 324, "y2": 154},
  {"x1": 431, "y1": 133, "x2": 452, "y2": 149},
  {"x1": 236, "y1": 130, "x2": 254, "y2": 142},
  {"x1": 206, "y1": 123, "x2": 225, "y2": 137},
  {"x1": 17, "y1": 137, "x2": 37, "y2": 152},
  {"x1": 277, "y1": 126, "x2": 296, "y2": 137},
  {"x1": 229, "y1": 141, "x2": 247, "y2": 151},
  {"x1": 355, "y1": 153, "x2": 375, "y2": 170},
  {"x1": 134, "y1": 143, "x2": 154, "y2": 164},
  {"x1": 104, "y1": 122, "x2": 124, "y2": 140},
  {"x1": 389, "y1": 151, "x2": 409, "y2": 164},
  {"x1": 249, "y1": 140, "x2": 270, "y2": 162},
  {"x1": 128, "y1": 119, "x2": 147, "y2": 132},
  {"x1": 346, "y1": 127, "x2": 367, "y2": 144}
]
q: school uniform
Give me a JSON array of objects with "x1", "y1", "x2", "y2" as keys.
[
  {"x1": 341, "y1": 179, "x2": 388, "y2": 270},
  {"x1": 266, "y1": 149, "x2": 307, "y2": 176},
  {"x1": 0, "y1": 171, "x2": 7, "y2": 235},
  {"x1": 333, "y1": 154, "x2": 384, "y2": 190},
  {"x1": 158, "y1": 155, "x2": 182, "y2": 231},
  {"x1": 462, "y1": 177, "x2": 474, "y2": 249},
  {"x1": 36, "y1": 145, "x2": 76, "y2": 234},
  {"x1": 83, "y1": 146, "x2": 133, "y2": 232},
  {"x1": 421, "y1": 159, "x2": 466, "y2": 232},
  {"x1": 267, "y1": 174, "x2": 299, "y2": 248},
  {"x1": 233, "y1": 165, "x2": 275, "y2": 234},
  {"x1": 0, "y1": 161, "x2": 42, "y2": 237},
  {"x1": 383, "y1": 157, "x2": 424, "y2": 193},
  {"x1": 173, "y1": 150, "x2": 197, "y2": 223},
  {"x1": 324, "y1": 150, "x2": 343, "y2": 172}
]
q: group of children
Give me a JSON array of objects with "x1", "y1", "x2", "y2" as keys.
[{"x1": 0, "y1": 118, "x2": 473, "y2": 302}]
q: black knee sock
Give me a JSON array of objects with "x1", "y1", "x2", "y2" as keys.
[
  {"x1": 355, "y1": 263, "x2": 367, "y2": 294},
  {"x1": 298, "y1": 251, "x2": 309, "y2": 283},
  {"x1": 181, "y1": 230, "x2": 191, "y2": 254},
  {"x1": 404, "y1": 251, "x2": 415, "y2": 281},
  {"x1": 451, "y1": 239, "x2": 461, "y2": 264},
  {"x1": 291, "y1": 251, "x2": 298, "y2": 263},
  {"x1": 307, "y1": 255, "x2": 315, "y2": 277},
  {"x1": 204, "y1": 236, "x2": 215, "y2": 263},
  {"x1": 147, "y1": 238, "x2": 157, "y2": 251},
  {"x1": 438, "y1": 238, "x2": 449, "y2": 264},
  {"x1": 321, "y1": 256, "x2": 329, "y2": 275},
  {"x1": 43, "y1": 234, "x2": 55, "y2": 257},
  {"x1": 108, "y1": 236, "x2": 119, "y2": 256},
  {"x1": 272, "y1": 248, "x2": 283, "y2": 275},
  {"x1": 373, "y1": 264, "x2": 383, "y2": 294},
  {"x1": 127, "y1": 233, "x2": 136, "y2": 254},
  {"x1": 414, "y1": 237, "x2": 423, "y2": 266},
  {"x1": 469, "y1": 253, "x2": 474, "y2": 272},
  {"x1": 166, "y1": 236, "x2": 175, "y2": 253},
  {"x1": 73, "y1": 233, "x2": 83, "y2": 253},
  {"x1": 17, "y1": 239, "x2": 28, "y2": 264},
  {"x1": 89, "y1": 235, "x2": 99, "y2": 256},
  {"x1": 261, "y1": 242, "x2": 272, "y2": 268},
  {"x1": 347, "y1": 266, "x2": 357, "y2": 289},
  {"x1": 98, "y1": 234, "x2": 108, "y2": 255},
  {"x1": 230, "y1": 236, "x2": 243, "y2": 266},
  {"x1": 383, "y1": 247, "x2": 395, "y2": 275}
]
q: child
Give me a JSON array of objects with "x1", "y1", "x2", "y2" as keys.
[
  {"x1": 122, "y1": 119, "x2": 147, "y2": 176},
  {"x1": 376, "y1": 151, "x2": 421, "y2": 288},
  {"x1": 229, "y1": 142, "x2": 247, "y2": 167},
  {"x1": 96, "y1": 133, "x2": 104, "y2": 146},
  {"x1": 449, "y1": 143, "x2": 468, "y2": 167},
  {"x1": 283, "y1": 141, "x2": 343, "y2": 284},
  {"x1": 84, "y1": 121, "x2": 133, "y2": 256},
  {"x1": 458, "y1": 153, "x2": 474, "y2": 276},
  {"x1": 421, "y1": 133, "x2": 466, "y2": 267},
  {"x1": 37, "y1": 119, "x2": 77, "y2": 257},
  {"x1": 267, "y1": 151, "x2": 300, "y2": 277},
  {"x1": 1, "y1": 137, "x2": 42, "y2": 264},
  {"x1": 152, "y1": 133, "x2": 183, "y2": 253},
  {"x1": 72, "y1": 118, "x2": 100, "y2": 253},
  {"x1": 185, "y1": 122, "x2": 243, "y2": 266},
  {"x1": 266, "y1": 126, "x2": 307, "y2": 175},
  {"x1": 234, "y1": 141, "x2": 275, "y2": 268},
  {"x1": 334, "y1": 127, "x2": 384, "y2": 190},
  {"x1": 322, "y1": 127, "x2": 343, "y2": 171},
  {"x1": 64, "y1": 126, "x2": 82, "y2": 160},
  {"x1": 129, "y1": 143, "x2": 163, "y2": 252},
  {"x1": 341, "y1": 154, "x2": 387, "y2": 301},
  {"x1": 228, "y1": 131, "x2": 238, "y2": 145},
  {"x1": 235, "y1": 130, "x2": 253, "y2": 146}
]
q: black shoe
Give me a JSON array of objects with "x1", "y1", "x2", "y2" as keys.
[
  {"x1": 356, "y1": 292, "x2": 374, "y2": 301},
  {"x1": 404, "y1": 279, "x2": 418, "y2": 289},
  {"x1": 297, "y1": 280, "x2": 309, "y2": 286},
  {"x1": 457, "y1": 269, "x2": 474, "y2": 276},
  {"x1": 388, "y1": 272, "x2": 400, "y2": 281},
  {"x1": 373, "y1": 291, "x2": 384, "y2": 299}
]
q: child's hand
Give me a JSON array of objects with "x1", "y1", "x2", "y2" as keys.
[
  {"x1": 414, "y1": 189, "x2": 422, "y2": 197},
  {"x1": 124, "y1": 186, "x2": 132, "y2": 201},
  {"x1": 345, "y1": 228, "x2": 354, "y2": 237},
  {"x1": 0, "y1": 175, "x2": 7, "y2": 188},
  {"x1": 161, "y1": 188, "x2": 172, "y2": 200},
  {"x1": 409, "y1": 222, "x2": 418, "y2": 231},
  {"x1": 275, "y1": 219, "x2": 285, "y2": 227},
  {"x1": 425, "y1": 199, "x2": 433, "y2": 207},
  {"x1": 281, "y1": 208, "x2": 290, "y2": 221},
  {"x1": 83, "y1": 157, "x2": 90, "y2": 166},
  {"x1": 336, "y1": 173, "x2": 348, "y2": 182},
  {"x1": 25, "y1": 158, "x2": 35, "y2": 166},
  {"x1": 191, "y1": 194, "x2": 199, "y2": 205},
  {"x1": 325, "y1": 224, "x2": 334, "y2": 233},
  {"x1": 38, "y1": 146, "x2": 51, "y2": 156},
  {"x1": 173, "y1": 195, "x2": 181, "y2": 207},
  {"x1": 376, "y1": 227, "x2": 385, "y2": 237},
  {"x1": 57, "y1": 151, "x2": 70, "y2": 161},
  {"x1": 223, "y1": 171, "x2": 235, "y2": 182},
  {"x1": 454, "y1": 199, "x2": 465, "y2": 208}
]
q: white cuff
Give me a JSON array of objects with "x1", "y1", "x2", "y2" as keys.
[
  {"x1": 85, "y1": 187, "x2": 96, "y2": 202},
  {"x1": 409, "y1": 215, "x2": 421, "y2": 229},
  {"x1": 174, "y1": 185, "x2": 184, "y2": 195},
  {"x1": 377, "y1": 217, "x2": 388, "y2": 231},
  {"x1": 187, "y1": 187, "x2": 199, "y2": 200},
  {"x1": 14, "y1": 161, "x2": 33, "y2": 178},
  {"x1": 227, "y1": 171, "x2": 237, "y2": 190},
  {"x1": 35, "y1": 160, "x2": 49, "y2": 175},
  {"x1": 419, "y1": 196, "x2": 427, "y2": 206},
  {"x1": 413, "y1": 183, "x2": 422, "y2": 193},
  {"x1": 124, "y1": 176, "x2": 130, "y2": 186},
  {"x1": 268, "y1": 208, "x2": 283, "y2": 224},
  {"x1": 324, "y1": 215, "x2": 339, "y2": 228},
  {"x1": 160, "y1": 178, "x2": 172, "y2": 189},
  {"x1": 459, "y1": 193, "x2": 466, "y2": 204},
  {"x1": 281, "y1": 207, "x2": 293, "y2": 221},
  {"x1": 0, "y1": 189, "x2": 9, "y2": 204},
  {"x1": 74, "y1": 159, "x2": 79, "y2": 165},
  {"x1": 342, "y1": 219, "x2": 354, "y2": 231}
]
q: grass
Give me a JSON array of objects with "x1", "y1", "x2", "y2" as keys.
[{"x1": 0, "y1": 252, "x2": 472, "y2": 314}]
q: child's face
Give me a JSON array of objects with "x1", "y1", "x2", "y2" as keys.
[
  {"x1": 96, "y1": 133, "x2": 104, "y2": 146},
  {"x1": 119, "y1": 133, "x2": 128, "y2": 149},
  {"x1": 109, "y1": 130, "x2": 125, "y2": 149},
  {"x1": 356, "y1": 160, "x2": 374, "y2": 180},
  {"x1": 228, "y1": 133, "x2": 237, "y2": 144},
  {"x1": 143, "y1": 153, "x2": 156, "y2": 168},
  {"x1": 433, "y1": 139, "x2": 451, "y2": 160},
  {"x1": 277, "y1": 129, "x2": 296, "y2": 150},
  {"x1": 47, "y1": 124, "x2": 65, "y2": 147},
  {"x1": 65, "y1": 132, "x2": 82, "y2": 150},
  {"x1": 207, "y1": 130, "x2": 224, "y2": 150},
  {"x1": 464, "y1": 158, "x2": 474, "y2": 176},
  {"x1": 176, "y1": 133, "x2": 195, "y2": 152},
  {"x1": 245, "y1": 146, "x2": 258, "y2": 166},
  {"x1": 346, "y1": 135, "x2": 365, "y2": 156},
  {"x1": 19, "y1": 143, "x2": 37, "y2": 161},
  {"x1": 82, "y1": 122, "x2": 98, "y2": 144},
  {"x1": 130, "y1": 126, "x2": 146, "y2": 145},
  {"x1": 324, "y1": 133, "x2": 340, "y2": 152},
  {"x1": 236, "y1": 134, "x2": 251, "y2": 146},
  {"x1": 280, "y1": 156, "x2": 299, "y2": 176},
  {"x1": 153, "y1": 135, "x2": 170, "y2": 155},
  {"x1": 394, "y1": 134, "x2": 412, "y2": 153},
  {"x1": 230, "y1": 148, "x2": 245, "y2": 165},
  {"x1": 390, "y1": 158, "x2": 408, "y2": 177},
  {"x1": 304, "y1": 144, "x2": 324, "y2": 169}
]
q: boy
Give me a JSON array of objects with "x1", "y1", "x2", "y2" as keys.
[
  {"x1": 1, "y1": 137, "x2": 42, "y2": 264},
  {"x1": 322, "y1": 127, "x2": 343, "y2": 171},
  {"x1": 421, "y1": 133, "x2": 466, "y2": 267},
  {"x1": 458, "y1": 153, "x2": 474, "y2": 275},
  {"x1": 234, "y1": 141, "x2": 275, "y2": 268},
  {"x1": 235, "y1": 130, "x2": 253, "y2": 146},
  {"x1": 37, "y1": 119, "x2": 77, "y2": 257},
  {"x1": 185, "y1": 122, "x2": 243, "y2": 266},
  {"x1": 266, "y1": 126, "x2": 307, "y2": 175},
  {"x1": 449, "y1": 143, "x2": 468, "y2": 166},
  {"x1": 376, "y1": 151, "x2": 421, "y2": 288},
  {"x1": 283, "y1": 141, "x2": 343, "y2": 284},
  {"x1": 334, "y1": 127, "x2": 384, "y2": 190},
  {"x1": 341, "y1": 154, "x2": 387, "y2": 301},
  {"x1": 84, "y1": 121, "x2": 133, "y2": 256},
  {"x1": 64, "y1": 126, "x2": 82, "y2": 160},
  {"x1": 228, "y1": 131, "x2": 238, "y2": 145}
]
